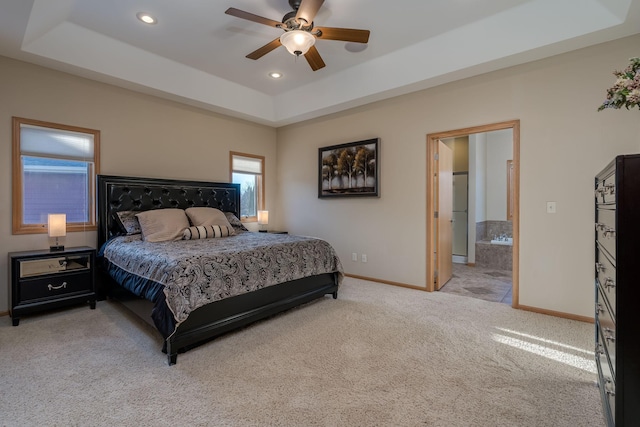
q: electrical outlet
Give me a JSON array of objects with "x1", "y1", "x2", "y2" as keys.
[
  {"x1": 352, "y1": 252, "x2": 358, "y2": 262},
  {"x1": 546, "y1": 201, "x2": 557, "y2": 214},
  {"x1": 361, "y1": 254, "x2": 367, "y2": 263}
]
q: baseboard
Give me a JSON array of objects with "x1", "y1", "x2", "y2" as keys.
[
  {"x1": 0, "y1": 311, "x2": 9, "y2": 317},
  {"x1": 466, "y1": 263, "x2": 476, "y2": 267},
  {"x1": 344, "y1": 274, "x2": 428, "y2": 291},
  {"x1": 516, "y1": 304, "x2": 594, "y2": 323}
]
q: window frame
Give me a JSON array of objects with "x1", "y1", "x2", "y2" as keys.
[
  {"x1": 12, "y1": 117, "x2": 100, "y2": 235},
  {"x1": 229, "y1": 151, "x2": 265, "y2": 222}
]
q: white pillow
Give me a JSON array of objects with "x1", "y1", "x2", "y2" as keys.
[
  {"x1": 182, "y1": 225, "x2": 234, "y2": 240},
  {"x1": 136, "y1": 209, "x2": 190, "y2": 242}
]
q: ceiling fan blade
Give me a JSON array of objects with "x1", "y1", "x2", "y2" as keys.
[
  {"x1": 225, "y1": 7, "x2": 282, "y2": 28},
  {"x1": 246, "y1": 38, "x2": 283, "y2": 60},
  {"x1": 304, "y1": 45, "x2": 326, "y2": 71},
  {"x1": 315, "y1": 27, "x2": 370, "y2": 44},
  {"x1": 295, "y1": 0, "x2": 324, "y2": 25}
]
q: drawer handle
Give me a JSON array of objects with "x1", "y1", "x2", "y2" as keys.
[
  {"x1": 595, "y1": 222, "x2": 606, "y2": 231},
  {"x1": 596, "y1": 303, "x2": 605, "y2": 315},
  {"x1": 603, "y1": 227, "x2": 616, "y2": 238},
  {"x1": 596, "y1": 262, "x2": 606, "y2": 273},
  {"x1": 604, "y1": 184, "x2": 615, "y2": 195},
  {"x1": 595, "y1": 187, "x2": 605, "y2": 197},
  {"x1": 604, "y1": 277, "x2": 616, "y2": 290},
  {"x1": 603, "y1": 328, "x2": 616, "y2": 344},
  {"x1": 47, "y1": 281, "x2": 67, "y2": 291},
  {"x1": 604, "y1": 377, "x2": 616, "y2": 397},
  {"x1": 596, "y1": 344, "x2": 605, "y2": 356}
]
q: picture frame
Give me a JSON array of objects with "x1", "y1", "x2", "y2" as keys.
[{"x1": 318, "y1": 138, "x2": 379, "y2": 198}]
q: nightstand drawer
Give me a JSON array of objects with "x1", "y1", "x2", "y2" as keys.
[{"x1": 20, "y1": 271, "x2": 92, "y2": 301}]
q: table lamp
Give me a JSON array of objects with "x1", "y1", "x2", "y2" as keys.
[
  {"x1": 257, "y1": 210, "x2": 269, "y2": 232},
  {"x1": 48, "y1": 213, "x2": 66, "y2": 251}
]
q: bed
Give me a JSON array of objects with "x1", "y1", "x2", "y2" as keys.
[{"x1": 96, "y1": 174, "x2": 342, "y2": 365}]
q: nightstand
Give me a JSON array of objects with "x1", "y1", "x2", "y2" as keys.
[{"x1": 9, "y1": 246, "x2": 96, "y2": 326}]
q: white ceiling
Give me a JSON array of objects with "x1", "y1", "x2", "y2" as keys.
[{"x1": 1, "y1": 0, "x2": 639, "y2": 127}]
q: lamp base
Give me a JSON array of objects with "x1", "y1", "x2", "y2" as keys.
[{"x1": 50, "y1": 245, "x2": 65, "y2": 252}]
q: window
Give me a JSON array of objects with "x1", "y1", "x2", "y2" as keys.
[
  {"x1": 12, "y1": 117, "x2": 100, "y2": 234},
  {"x1": 230, "y1": 152, "x2": 264, "y2": 221}
]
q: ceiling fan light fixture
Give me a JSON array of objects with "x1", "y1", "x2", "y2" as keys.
[{"x1": 280, "y1": 30, "x2": 315, "y2": 56}]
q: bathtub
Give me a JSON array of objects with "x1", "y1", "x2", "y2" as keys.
[
  {"x1": 490, "y1": 238, "x2": 513, "y2": 246},
  {"x1": 476, "y1": 239, "x2": 512, "y2": 270}
]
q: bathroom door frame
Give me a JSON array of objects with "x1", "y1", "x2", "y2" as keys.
[{"x1": 426, "y1": 120, "x2": 520, "y2": 307}]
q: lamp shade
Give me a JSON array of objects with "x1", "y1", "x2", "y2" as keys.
[
  {"x1": 257, "y1": 210, "x2": 269, "y2": 225},
  {"x1": 280, "y1": 30, "x2": 315, "y2": 56},
  {"x1": 48, "y1": 213, "x2": 67, "y2": 237}
]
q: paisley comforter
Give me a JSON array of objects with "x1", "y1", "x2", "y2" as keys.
[{"x1": 100, "y1": 231, "x2": 343, "y2": 337}]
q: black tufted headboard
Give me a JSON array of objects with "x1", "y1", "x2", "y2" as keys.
[{"x1": 97, "y1": 174, "x2": 241, "y2": 249}]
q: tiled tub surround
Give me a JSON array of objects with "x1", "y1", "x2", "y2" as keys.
[
  {"x1": 476, "y1": 220, "x2": 512, "y2": 241},
  {"x1": 475, "y1": 221, "x2": 512, "y2": 270}
]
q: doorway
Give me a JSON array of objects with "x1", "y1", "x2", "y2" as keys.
[{"x1": 426, "y1": 120, "x2": 520, "y2": 307}]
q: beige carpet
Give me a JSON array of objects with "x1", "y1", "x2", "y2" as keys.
[{"x1": 0, "y1": 277, "x2": 602, "y2": 427}]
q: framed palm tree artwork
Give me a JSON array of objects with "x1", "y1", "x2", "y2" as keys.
[{"x1": 318, "y1": 138, "x2": 379, "y2": 198}]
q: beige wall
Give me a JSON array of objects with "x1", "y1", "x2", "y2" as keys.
[
  {"x1": 276, "y1": 34, "x2": 640, "y2": 318},
  {"x1": 0, "y1": 56, "x2": 277, "y2": 312},
  {"x1": 443, "y1": 137, "x2": 469, "y2": 173}
]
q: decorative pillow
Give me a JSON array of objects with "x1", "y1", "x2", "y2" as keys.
[
  {"x1": 135, "y1": 209, "x2": 190, "y2": 242},
  {"x1": 185, "y1": 207, "x2": 234, "y2": 230},
  {"x1": 224, "y1": 212, "x2": 248, "y2": 231},
  {"x1": 115, "y1": 211, "x2": 142, "y2": 235},
  {"x1": 182, "y1": 225, "x2": 234, "y2": 240}
]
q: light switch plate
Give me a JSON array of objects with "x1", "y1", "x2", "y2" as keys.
[{"x1": 546, "y1": 201, "x2": 557, "y2": 214}]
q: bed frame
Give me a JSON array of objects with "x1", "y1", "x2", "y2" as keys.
[{"x1": 96, "y1": 174, "x2": 339, "y2": 365}]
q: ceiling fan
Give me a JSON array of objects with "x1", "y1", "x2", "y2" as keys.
[{"x1": 225, "y1": 0, "x2": 370, "y2": 71}]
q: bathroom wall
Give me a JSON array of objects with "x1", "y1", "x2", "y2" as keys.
[{"x1": 485, "y1": 130, "x2": 513, "y2": 221}]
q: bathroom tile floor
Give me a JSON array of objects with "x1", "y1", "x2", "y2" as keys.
[{"x1": 439, "y1": 263, "x2": 512, "y2": 305}]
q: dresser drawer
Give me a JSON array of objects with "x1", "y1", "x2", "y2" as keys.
[
  {"x1": 595, "y1": 208, "x2": 616, "y2": 259},
  {"x1": 595, "y1": 247, "x2": 616, "y2": 315},
  {"x1": 19, "y1": 270, "x2": 93, "y2": 302},
  {"x1": 596, "y1": 288, "x2": 616, "y2": 377},
  {"x1": 595, "y1": 173, "x2": 616, "y2": 205},
  {"x1": 596, "y1": 340, "x2": 615, "y2": 426}
]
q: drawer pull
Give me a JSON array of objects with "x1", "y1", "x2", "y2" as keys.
[
  {"x1": 595, "y1": 222, "x2": 606, "y2": 231},
  {"x1": 603, "y1": 328, "x2": 616, "y2": 344},
  {"x1": 47, "y1": 282, "x2": 67, "y2": 291},
  {"x1": 604, "y1": 184, "x2": 615, "y2": 195},
  {"x1": 596, "y1": 303, "x2": 606, "y2": 315},
  {"x1": 595, "y1": 187, "x2": 605, "y2": 197},
  {"x1": 604, "y1": 277, "x2": 616, "y2": 290},
  {"x1": 596, "y1": 262, "x2": 606, "y2": 273},
  {"x1": 596, "y1": 344, "x2": 605, "y2": 356},
  {"x1": 603, "y1": 227, "x2": 616, "y2": 238},
  {"x1": 604, "y1": 377, "x2": 616, "y2": 397}
]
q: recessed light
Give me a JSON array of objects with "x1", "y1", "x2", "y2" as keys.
[
  {"x1": 136, "y1": 12, "x2": 157, "y2": 25},
  {"x1": 269, "y1": 72, "x2": 283, "y2": 79}
]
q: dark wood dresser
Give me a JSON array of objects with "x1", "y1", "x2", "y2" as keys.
[{"x1": 595, "y1": 154, "x2": 640, "y2": 427}]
